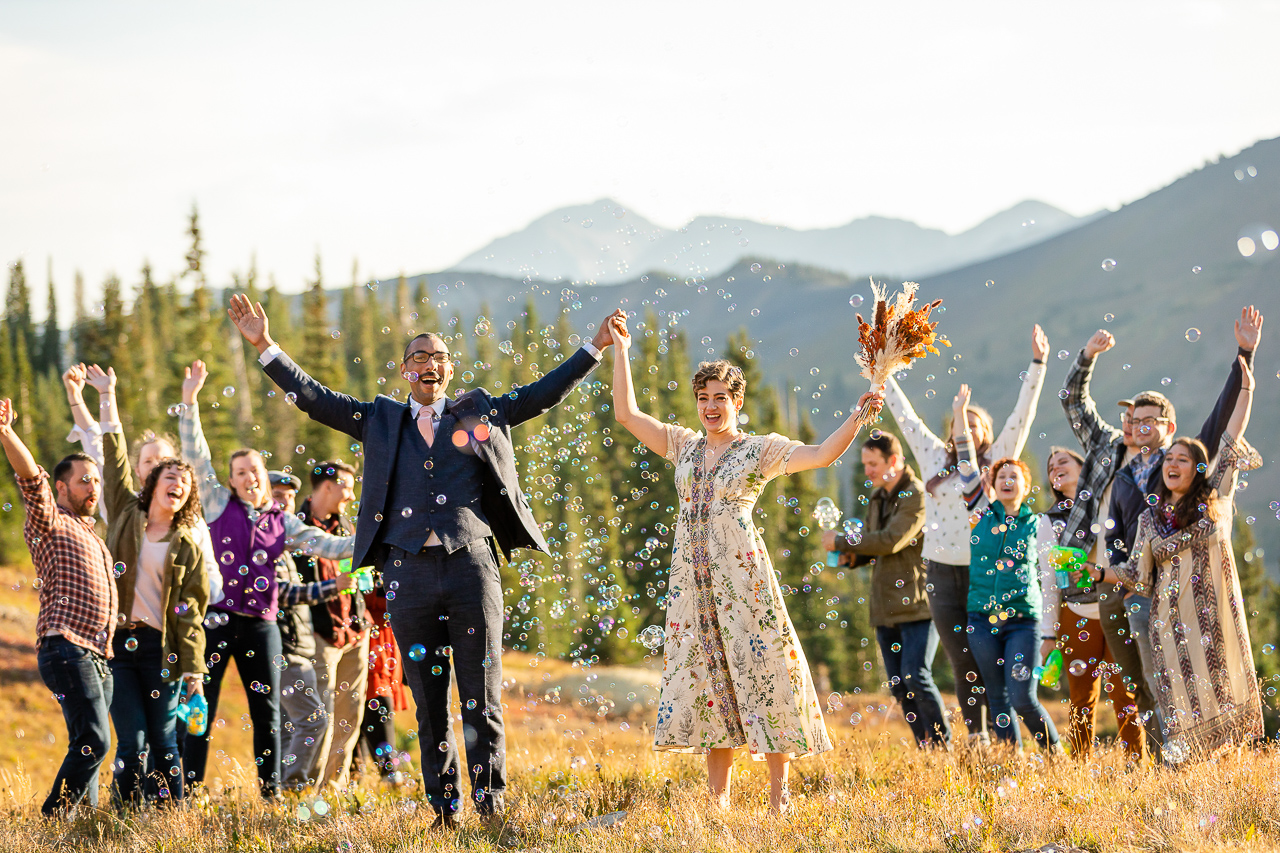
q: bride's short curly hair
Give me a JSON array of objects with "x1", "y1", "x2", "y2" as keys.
[{"x1": 692, "y1": 360, "x2": 746, "y2": 401}]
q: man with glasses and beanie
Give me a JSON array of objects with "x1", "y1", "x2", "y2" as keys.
[
  {"x1": 1060, "y1": 305, "x2": 1261, "y2": 763},
  {"x1": 227, "y1": 292, "x2": 624, "y2": 829}
]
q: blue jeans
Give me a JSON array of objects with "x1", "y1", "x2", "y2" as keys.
[
  {"x1": 876, "y1": 619, "x2": 951, "y2": 746},
  {"x1": 966, "y1": 614, "x2": 1059, "y2": 748},
  {"x1": 184, "y1": 610, "x2": 282, "y2": 796},
  {"x1": 109, "y1": 625, "x2": 183, "y2": 805},
  {"x1": 36, "y1": 635, "x2": 114, "y2": 815}
]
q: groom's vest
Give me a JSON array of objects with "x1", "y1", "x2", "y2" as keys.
[{"x1": 376, "y1": 410, "x2": 490, "y2": 555}]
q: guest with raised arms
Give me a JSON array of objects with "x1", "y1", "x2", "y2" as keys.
[
  {"x1": 1093, "y1": 356, "x2": 1264, "y2": 763},
  {"x1": 82, "y1": 364, "x2": 209, "y2": 806},
  {"x1": 955, "y1": 385, "x2": 1061, "y2": 752},
  {"x1": 882, "y1": 324, "x2": 1048, "y2": 742},
  {"x1": 62, "y1": 363, "x2": 222, "y2": 606},
  {"x1": 0, "y1": 397, "x2": 116, "y2": 817},
  {"x1": 177, "y1": 359, "x2": 355, "y2": 798},
  {"x1": 608, "y1": 312, "x2": 884, "y2": 813}
]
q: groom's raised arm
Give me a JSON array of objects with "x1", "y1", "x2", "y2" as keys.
[
  {"x1": 497, "y1": 309, "x2": 624, "y2": 428},
  {"x1": 228, "y1": 293, "x2": 373, "y2": 442}
]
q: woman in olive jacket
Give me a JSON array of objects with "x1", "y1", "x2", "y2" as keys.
[{"x1": 90, "y1": 365, "x2": 209, "y2": 805}]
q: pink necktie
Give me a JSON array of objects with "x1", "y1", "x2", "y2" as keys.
[{"x1": 418, "y1": 407, "x2": 435, "y2": 447}]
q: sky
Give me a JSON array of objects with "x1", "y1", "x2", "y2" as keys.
[{"x1": 2, "y1": 0, "x2": 1278, "y2": 322}]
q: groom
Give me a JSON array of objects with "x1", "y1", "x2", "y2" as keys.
[{"x1": 229, "y1": 294, "x2": 622, "y2": 823}]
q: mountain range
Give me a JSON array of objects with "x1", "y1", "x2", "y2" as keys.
[
  {"x1": 450, "y1": 197, "x2": 1099, "y2": 284},
  {"x1": 375, "y1": 136, "x2": 1280, "y2": 562}
]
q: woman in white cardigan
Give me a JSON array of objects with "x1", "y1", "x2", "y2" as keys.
[{"x1": 882, "y1": 324, "x2": 1048, "y2": 742}]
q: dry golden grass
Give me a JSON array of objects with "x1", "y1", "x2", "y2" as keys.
[{"x1": 4, "y1": 564, "x2": 1280, "y2": 852}]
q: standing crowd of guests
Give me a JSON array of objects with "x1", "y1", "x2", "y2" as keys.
[
  {"x1": 1, "y1": 292, "x2": 1271, "y2": 823},
  {"x1": 3, "y1": 358, "x2": 409, "y2": 817},
  {"x1": 823, "y1": 307, "x2": 1266, "y2": 765}
]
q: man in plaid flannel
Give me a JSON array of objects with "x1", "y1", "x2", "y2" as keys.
[{"x1": 0, "y1": 397, "x2": 117, "y2": 816}]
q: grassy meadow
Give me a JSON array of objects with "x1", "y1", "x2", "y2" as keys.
[{"x1": 3, "y1": 561, "x2": 1280, "y2": 852}]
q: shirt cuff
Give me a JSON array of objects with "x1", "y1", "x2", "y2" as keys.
[
  {"x1": 66, "y1": 423, "x2": 103, "y2": 443},
  {"x1": 581, "y1": 341, "x2": 603, "y2": 360},
  {"x1": 100, "y1": 422, "x2": 123, "y2": 434},
  {"x1": 258, "y1": 344, "x2": 284, "y2": 366}
]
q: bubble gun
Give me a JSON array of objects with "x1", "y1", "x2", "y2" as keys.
[
  {"x1": 1048, "y1": 546, "x2": 1094, "y2": 591},
  {"x1": 338, "y1": 558, "x2": 375, "y2": 594},
  {"x1": 177, "y1": 691, "x2": 209, "y2": 736},
  {"x1": 1033, "y1": 648, "x2": 1064, "y2": 689}
]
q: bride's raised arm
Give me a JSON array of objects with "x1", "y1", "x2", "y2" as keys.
[
  {"x1": 609, "y1": 314, "x2": 670, "y2": 456},
  {"x1": 784, "y1": 388, "x2": 885, "y2": 473}
]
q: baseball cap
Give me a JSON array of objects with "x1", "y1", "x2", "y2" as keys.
[
  {"x1": 1116, "y1": 390, "x2": 1175, "y2": 421},
  {"x1": 268, "y1": 470, "x2": 301, "y2": 491}
]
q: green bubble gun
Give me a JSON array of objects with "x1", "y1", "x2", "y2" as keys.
[
  {"x1": 1048, "y1": 546, "x2": 1094, "y2": 591},
  {"x1": 338, "y1": 558, "x2": 375, "y2": 594},
  {"x1": 1033, "y1": 648, "x2": 1064, "y2": 689}
]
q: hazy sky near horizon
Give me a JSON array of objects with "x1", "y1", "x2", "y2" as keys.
[{"x1": 3, "y1": 0, "x2": 1278, "y2": 319}]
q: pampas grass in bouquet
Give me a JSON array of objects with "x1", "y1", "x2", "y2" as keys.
[{"x1": 850, "y1": 278, "x2": 948, "y2": 429}]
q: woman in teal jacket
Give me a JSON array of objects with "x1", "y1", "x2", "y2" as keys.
[{"x1": 955, "y1": 385, "x2": 1061, "y2": 750}]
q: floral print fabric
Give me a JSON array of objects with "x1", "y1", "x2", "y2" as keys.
[{"x1": 652, "y1": 425, "x2": 833, "y2": 759}]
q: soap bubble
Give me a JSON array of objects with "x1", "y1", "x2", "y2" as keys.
[
  {"x1": 125, "y1": 637, "x2": 139, "y2": 652},
  {"x1": 750, "y1": 263, "x2": 762, "y2": 273},
  {"x1": 409, "y1": 645, "x2": 427, "y2": 661},
  {"x1": 1101, "y1": 258, "x2": 1117, "y2": 271},
  {"x1": 1185, "y1": 328, "x2": 1201, "y2": 342},
  {"x1": 995, "y1": 713, "x2": 1011, "y2": 728},
  {"x1": 251, "y1": 549, "x2": 269, "y2": 565},
  {"x1": 1011, "y1": 664, "x2": 1031, "y2": 682},
  {"x1": 253, "y1": 577, "x2": 269, "y2": 592},
  {"x1": 222, "y1": 386, "x2": 236, "y2": 397},
  {"x1": 1068, "y1": 659, "x2": 1088, "y2": 676},
  {"x1": 849, "y1": 294, "x2": 864, "y2": 308},
  {"x1": 637, "y1": 625, "x2": 665, "y2": 650}
]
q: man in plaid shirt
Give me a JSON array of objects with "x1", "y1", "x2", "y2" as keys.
[{"x1": 0, "y1": 398, "x2": 117, "y2": 817}]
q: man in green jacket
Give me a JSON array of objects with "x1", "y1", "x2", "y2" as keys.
[{"x1": 822, "y1": 433, "x2": 950, "y2": 747}]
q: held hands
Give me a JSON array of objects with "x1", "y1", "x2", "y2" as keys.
[
  {"x1": 182, "y1": 360, "x2": 209, "y2": 405},
  {"x1": 228, "y1": 293, "x2": 273, "y2": 352},
  {"x1": 607, "y1": 311, "x2": 632, "y2": 351},
  {"x1": 84, "y1": 364, "x2": 116, "y2": 395},
  {"x1": 1083, "y1": 329, "x2": 1115, "y2": 360},
  {"x1": 1031, "y1": 324, "x2": 1049, "y2": 362},
  {"x1": 1235, "y1": 305, "x2": 1264, "y2": 352},
  {"x1": 592, "y1": 309, "x2": 628, "y2": 351}
]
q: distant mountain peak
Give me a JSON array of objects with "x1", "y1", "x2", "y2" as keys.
[{"x1": 450, "y1": 198, "x2": 1092, "y2": 284}]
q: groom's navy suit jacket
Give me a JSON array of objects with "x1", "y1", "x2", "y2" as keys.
[{"x1": 263, "y1": 347, "x2": 600, "y2": 569}]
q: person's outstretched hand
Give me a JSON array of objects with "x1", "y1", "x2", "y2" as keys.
[
  {"x1": 85, "y1": 364, "x2": 116, "y2": 396},
  {"x1": 1031, "y1": 324, "x2": 1049, "y2": 362},
  {"x1": 62, "y1": 364, "x2": 87, "y2": 398},
  {"x1": 183, "y1": 360, "x2": 208, "y2": 405},
  {"x1": 857, "y1": 386, "x2": 885, "y2": 418},
  {"x1": 228, "y1": 293, "x2": 273, "y2": 352},
  {"x1": 1235, "y1": 305, "x2": 1264, "y2": 352},
  {"x1": 0, "y1": 398, "x2": 13, "y2": 431},
  {"x1": 1083, "y1": 329, "x2": 1115, "y2": 359}
]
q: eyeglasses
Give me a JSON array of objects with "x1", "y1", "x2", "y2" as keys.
[
  {"x1": 1121, "y1": 414, "x2": 1169, "y2": 428},
  {"x1": 404, "y1": 351, "x2": 451, "y2": 365}
]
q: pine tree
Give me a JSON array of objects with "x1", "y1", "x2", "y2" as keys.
[
  {"x1": 296, "y1": 255, "x2": 347, "y2": 466},
  {"x1": 39, "y1": 263, "x2": 61, "y2": 375}
]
